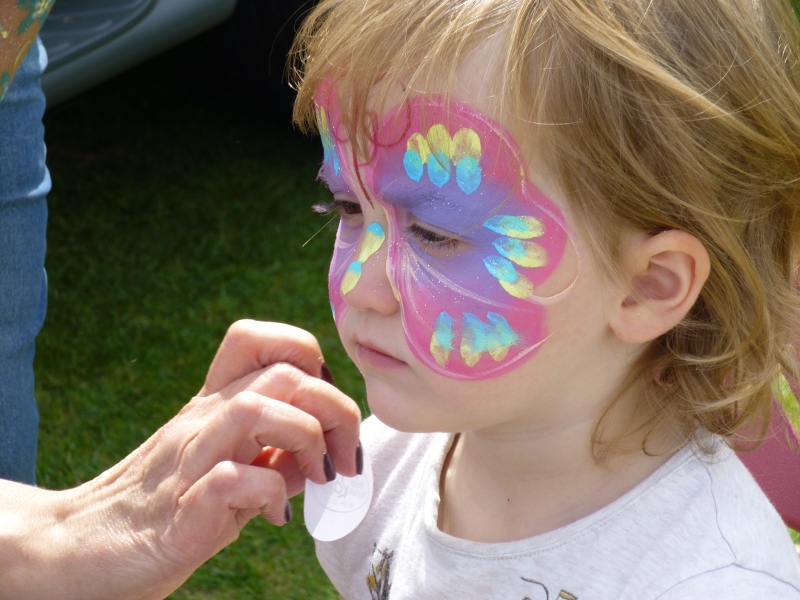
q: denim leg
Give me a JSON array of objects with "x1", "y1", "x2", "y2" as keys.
[{"x1": 0, "y1": 38, "x2": 50, "y2": 485}]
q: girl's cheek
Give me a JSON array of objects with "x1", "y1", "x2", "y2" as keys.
[{"x1": 389, "y1": 230, "x2": 553, "y2": 380}]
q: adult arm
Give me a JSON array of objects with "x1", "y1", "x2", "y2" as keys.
[{"x1": 0, "y1": 320, "x2": 361, "y2": 600}]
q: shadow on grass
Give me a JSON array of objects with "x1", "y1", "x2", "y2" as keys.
[{"x1": 36, "y1": 14, "x2": 364, "y2": 600}]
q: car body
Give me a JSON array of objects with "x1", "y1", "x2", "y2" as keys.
[{"x1": 39, "y1": 0, "x2": 237, "y2": 106}]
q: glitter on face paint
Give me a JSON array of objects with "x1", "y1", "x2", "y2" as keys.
[
  {"x1": 403, "y1": 125, "x2": 483, "y2": 194},
  {"x1": 483, "y1": 256, "x2": 536, "y2": 299},
  {"x1": 430, "y1": 311, "x2": 455, "y2": 367},
  {"x1": 317, "y1": 106, "x2": 340, "y2": 176},
  {"x1": 492, "y1": 238, "x2": 548, "y2": 268},
  {"x1": 340, "y1": 261, "x2": 363, "y2": 296},
  {"x1": 460, "y1": 312, "x2": 520, "y2": 367},
  {"x1": 483, "y1": 214, "x2": 544, "y2": 239}
]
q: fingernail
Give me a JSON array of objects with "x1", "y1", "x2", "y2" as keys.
[
  {"x1": 320, "y1": 362, "x2": 337, "y2": 387},
  {"x1": 284, "y1": 501, "x2": 293, "y2": 524},
  {"x1": 355, "y1": 442, "x2": 364, "y2": 475},
  {"x1": 323, "y1": 451, "x2": 336, "y2": 482}
]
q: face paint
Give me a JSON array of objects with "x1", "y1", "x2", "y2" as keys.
[
  {"x1": 340, "y1": 222, "x2": 386, "y2": 295},
  {"x1": 317, "y1": 104, "x2": 340, "y2": 178},
  {"x1": 319, "y1": 86, "x2": 577, "y2": 380},
  {"x1": 316, "y1": 82, "x2": 386, "y2": 308}
]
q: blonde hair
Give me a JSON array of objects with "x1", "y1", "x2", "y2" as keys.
[{"x1": 291, "y1": 0, "x2": 800, "y2": 452}]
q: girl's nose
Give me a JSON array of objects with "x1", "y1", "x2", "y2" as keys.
[{"x1": 341, "y1": 215, "x2": 400, "y2": 316}]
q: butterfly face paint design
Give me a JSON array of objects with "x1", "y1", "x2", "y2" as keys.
[{"x1": 318, "y1": 86, "x2": 577, "y2": 380}]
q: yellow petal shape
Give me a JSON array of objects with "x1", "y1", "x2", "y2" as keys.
[
  {"x1": 430, "y1": 312, "x2": 454, "y2": 367},
  {"x1": 317, "y1": 105, "x2": 329, "y2": 133},
  {"x1": 489, "y1": 345, "x2": 511, "y2": 361},
  {"x1": 452, "y1": 128, "x2": 481, "y2": 162},
  {"x1": 493, "y1": 238, "x2": 548, "y2": 268},
  {"x1": 357, "y1": 222, "x2": 386, "y2": 262},
  {"x1": 431, "y1": 343, "x2": 451, "y2": 367},
  {"x1": 340, "y1": 262, "x2": 362, "y2": 295},
  {"x1": 426, "y1": 124, "x2": 454, "y2": 160},
  {"x1": 407, "y1": 132, "x2": 431, "y2": 164},
  {"x1": 483, "y1": 214, "x2": 545, "y2": 239},
  {"x1": 461, "y1": 347, "x2": 481, "y2": 367},
  {"x1": 498, "y1": 272, "x2": 535, "y2": 299}
]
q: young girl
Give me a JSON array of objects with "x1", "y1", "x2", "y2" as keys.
[{"x1": 291, "y1": 0, "x2": 800, "y2": 596}]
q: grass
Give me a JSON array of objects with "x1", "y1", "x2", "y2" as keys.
[{"x1": 35, "y1": 21, "x2": 365, "y2": 599}]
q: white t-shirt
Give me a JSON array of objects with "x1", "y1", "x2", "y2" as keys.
[{"x1": 316, "y1": 416, "x2": 800, "y2": 599}]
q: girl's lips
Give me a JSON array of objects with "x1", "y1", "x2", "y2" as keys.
[{"x1": 355, "y1": 342, "x2": 407, "y2": 369}]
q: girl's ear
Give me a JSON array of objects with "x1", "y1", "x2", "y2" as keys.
[{"x1": 609, "y1": 230, "x2": 710, "y2": 344}]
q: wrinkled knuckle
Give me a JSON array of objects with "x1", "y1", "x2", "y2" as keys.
[
  {"x1": 208, "y1": 461, "x2": 241, "y2": 492},
  {"x1": 263, "y1": 470, "x2": 287, "y2": 501},
  {"x1": 266, "y1": 361, "x2": 303, "y2": 386},
  {"x1": 297, "y1": 414, "x2": 324, "y2": 442},
  {"x1": 226, "y1": 392, "x2": 264, "y2": 425}
]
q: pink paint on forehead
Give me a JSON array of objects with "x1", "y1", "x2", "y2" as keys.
[{"x1": 320, "y1": 86, "x2": 575, "y2": 380}]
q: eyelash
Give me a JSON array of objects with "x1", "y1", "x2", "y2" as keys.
[
  {"x1": 315, "y1": 199, "x2": 462, "y2": 251},
  {"x1": 405, "y1": 224, "x2": 461, "y2": 250},
  {"x1": 313, "y1": 199, "x2": 362, "y2": 216}
]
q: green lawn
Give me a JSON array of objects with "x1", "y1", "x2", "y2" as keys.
[{"x1": 36, "y1": 25, "x2": 365, "y2": 599}]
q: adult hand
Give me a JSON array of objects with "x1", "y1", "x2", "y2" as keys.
[{"x1": 0, "y1": 320, "x2": 361, "y2": 600}]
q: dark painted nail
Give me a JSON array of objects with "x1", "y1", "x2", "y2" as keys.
[
  {"x1": 284, "y1": 501, "x2": 293, "y2": 524},
  {"x1": 320, "y1": 362, "x2": 337, "y2": 387},
  {"x1": 323, "y1": 452, "x2": 337, "y2": 482},
  {"x1": 355, "y1": 442, "x2": 364, "y2": 476}
]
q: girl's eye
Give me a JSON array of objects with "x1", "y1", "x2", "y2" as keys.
[
  {"x1": 405, "y1": 223, "x2": 464, "y2": 255},
  {"x1": 314, "y1": 199, "x2": 363, "y2": 228},
  {"x1": 337, "y1": 200, "x2": 362, "y2": 216},
  {"x1": 314, "y1": 199, "x2": 362, "y2": 216}
]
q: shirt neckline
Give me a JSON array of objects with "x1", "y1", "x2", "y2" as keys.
[{"x1": 422, "y1": 432, "x2": 723, "y2": 557}]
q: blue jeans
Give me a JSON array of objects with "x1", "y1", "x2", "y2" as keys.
[{"x1": 0, "y1": 38, "x2": 49, "y2": 485}]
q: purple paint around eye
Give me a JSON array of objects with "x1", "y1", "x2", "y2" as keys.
[{"x1": 318, "y1": 87, "x2": 577, "y2": 380}]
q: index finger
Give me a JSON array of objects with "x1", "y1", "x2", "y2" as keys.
[
  {"x1": 200, "y1": 320, "x2": 326, "y2": 396},
  {"x1": 243, "y1": 363, "x2": 362, "y2": 477}
]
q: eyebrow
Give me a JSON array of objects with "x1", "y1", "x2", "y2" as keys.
[
  {"x1": 380, "y1": 187, "x2": 495, "y2": 219},
  {"x1": 380, "y1": 187, "x2": 449, "y2": 208}
]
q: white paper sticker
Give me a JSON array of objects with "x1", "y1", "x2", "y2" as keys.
[{"x1": 304, "y1": 448, "x2": 373, "y2": 542}]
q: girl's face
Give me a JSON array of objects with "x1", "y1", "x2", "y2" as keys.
[
  {"x1": 319, "y1": 84, "x2": 577, "y2": 381},
  {"x1": 315, "y1": 82, "x2": 604, "y2": 433}
]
